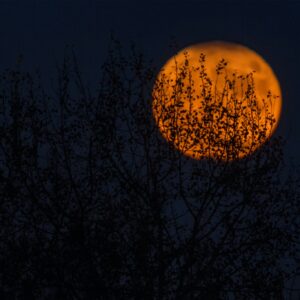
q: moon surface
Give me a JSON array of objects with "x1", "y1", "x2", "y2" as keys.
[{"x1": 152, "y1": 41, "x2": 282, "y2": 161}]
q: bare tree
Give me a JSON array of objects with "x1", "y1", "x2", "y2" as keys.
[{"x1": 0, "y1": 41, "x2": 298, "y2": 299}]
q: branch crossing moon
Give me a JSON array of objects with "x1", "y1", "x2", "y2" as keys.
[{"x1": 152, "y1": 41, "x2": 282, "y2": 161}]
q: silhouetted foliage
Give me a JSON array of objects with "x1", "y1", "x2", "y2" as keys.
[{"x1": 0, "y1": 41, "x2": 299, "y2": 299}]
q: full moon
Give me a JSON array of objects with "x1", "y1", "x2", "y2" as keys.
[{"x1": 152, "y1": 41, "x2": 282, "y2": 161}]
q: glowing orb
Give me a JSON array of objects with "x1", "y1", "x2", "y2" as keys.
[{"x1": 152, "y1": 41, "x2": 282, "y2": 161}]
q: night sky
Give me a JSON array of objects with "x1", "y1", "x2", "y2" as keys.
[
  {"x1": 0, "y1": 0, "x2": 299, "y2": 297},
  {"x1": 1, "y1": 0, "x2": 298, "y2": 162}
]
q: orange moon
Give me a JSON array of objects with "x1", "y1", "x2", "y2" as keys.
[{"x1": 152, "y1": 41, "x2": 282, "y2": 161}]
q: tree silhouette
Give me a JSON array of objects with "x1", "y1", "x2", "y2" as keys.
[{"x1": 0, "y1": 41, "x2": 298, "y2": 299}]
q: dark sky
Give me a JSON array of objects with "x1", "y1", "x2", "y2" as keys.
[{"x1": 0, "y1": 0, "x2": 299, "y2": 161}]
